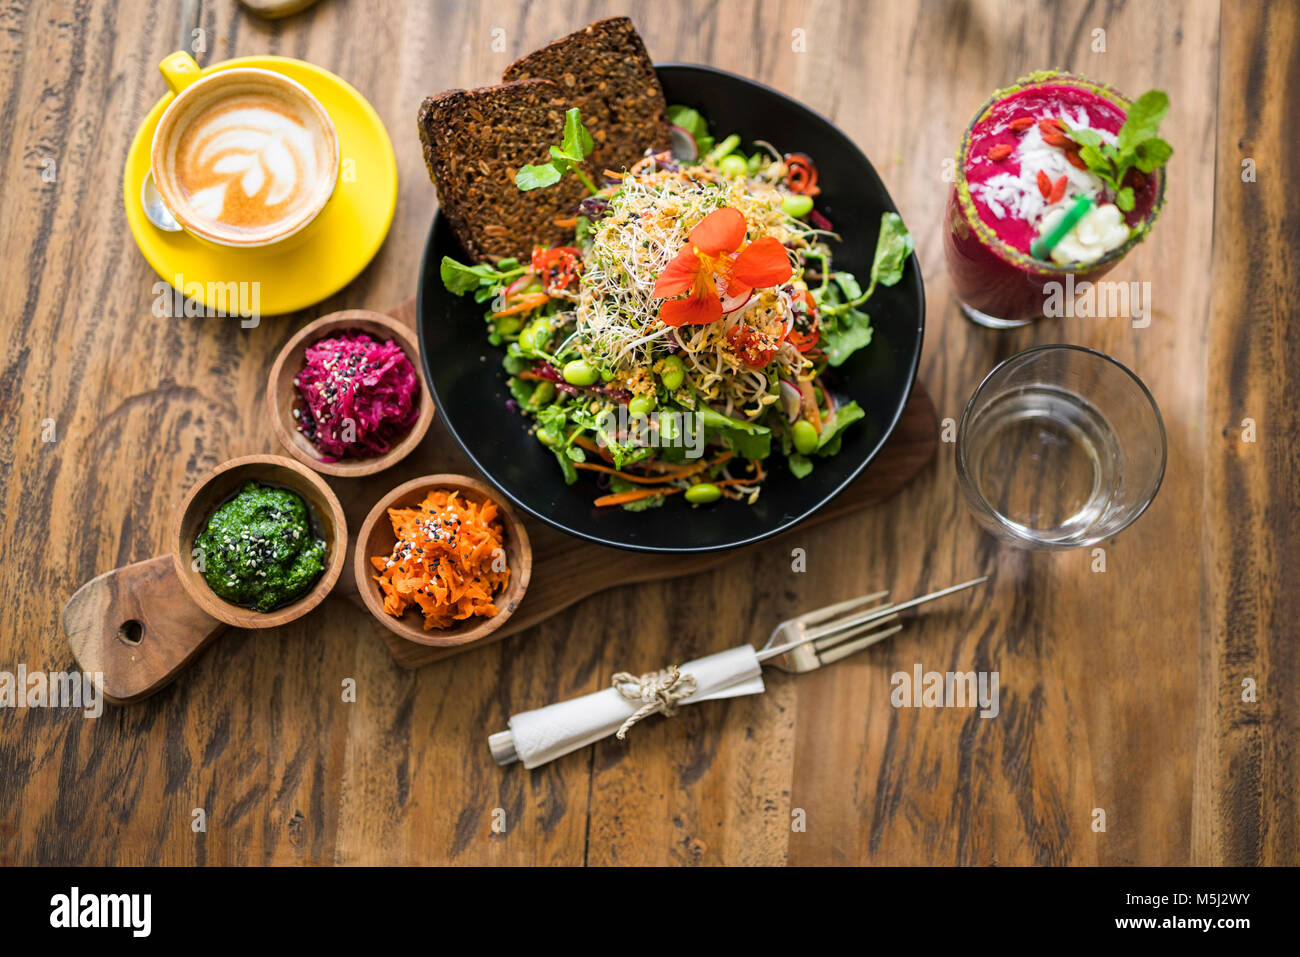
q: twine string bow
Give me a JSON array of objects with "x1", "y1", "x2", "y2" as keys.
[{"x1": 611, "y1": 665, "x2": 698, "y2": 740}]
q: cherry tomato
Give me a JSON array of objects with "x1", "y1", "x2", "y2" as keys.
[
  {"x1": 530, "y1": 245, "x2": 583, "y2": 292},
  {"x1": 784, "y1": 153, "x2": 820, "y2": 196},
  {"x1": 726, "y1": 325, "x2": 779, "y2": 368},
  {"x1": 786, "y1": 290, "x2": 820, "y2": 352}
]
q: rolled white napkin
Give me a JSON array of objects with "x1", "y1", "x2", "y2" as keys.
[{"x1": 489, "y1": 645, "x2": 766, "y2": 769}]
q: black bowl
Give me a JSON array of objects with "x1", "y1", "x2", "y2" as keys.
[{"x1": 418, "y1": 63, "x2": 925, "y2": 553}]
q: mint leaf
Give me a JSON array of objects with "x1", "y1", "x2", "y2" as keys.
[
  {"x1": 1064, "y1": 90, "x2": 1171, "y2": 211},
  {"x1": 1118, "y1": 90, "x2": 1169, "y2": 154},
  {"x1": 1067, "y1": 126, "x2": 1104, "y2": 149},
  {"x1": 1134, "y1": 137, "x2": 1173, "y2": 173},
  {"x1": 1078, "y1": 143, "x2": 1109, "y2": 176},
  {"x1": 515, "y1": 162, "x2": 563, "y2": 191},
  {"x1": 870, "y1": 212, "x2": 913, "y2": 288}
]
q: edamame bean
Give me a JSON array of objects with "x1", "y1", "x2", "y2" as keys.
[
  {"x1": 535, "y1": 427, "x2": 560, "y2": 448},
  {"x1": 494, "y1": 315, "x2": 522, "y2": 336},
  {"x1": 782, "y1": 194, "x2": 815, "y2": 218},
  {"x1": 628, "y1": 395, "x2": 656, "y2": 416},
  {"x1": 529, "y1": 380, "x2": 556, "y2": 406},
  {"x1": 684, "y1": 482, "x2": 722, "y2": 504},
  {"x1": 658, "y1": 413, "x2": 680, "y2": 444},
  {"x1": 792, "y1": 419, "x2": 820, "y2": 455},
  {"x1": 659, "y1": 355, "x2": 685, "y2": 391},
  {"x1": 719, "y1": 154, "x2": 749, "y2": 178},
  {"x1": 519, "y1": 325, "x2": 539, "y2": 352},
  {"x1": 562, "y1": 359, "x2": 599, "y2": 387}
]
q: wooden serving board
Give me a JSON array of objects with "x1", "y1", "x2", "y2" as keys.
[
  {"x1": 332, "y1": 299, "x2": 938, "y2": 669},
  {"x1": 63, "y1": 297, "x2": 937, "y2": 692}
]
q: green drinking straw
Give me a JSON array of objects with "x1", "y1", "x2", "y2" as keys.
[{"x1": 1030, "y1": 194, "x2": 1094, "y2": 260}]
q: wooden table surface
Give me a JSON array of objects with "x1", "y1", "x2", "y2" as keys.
[{"x1": 1, "y1": 0, "x2": 1295, "y2": 866}]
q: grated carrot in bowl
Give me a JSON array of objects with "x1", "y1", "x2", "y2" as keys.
[{"x1": 369, "y1": 489, "x2": 510, "y2": 630}]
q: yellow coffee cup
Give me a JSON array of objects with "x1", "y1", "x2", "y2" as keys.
[{"x1": 149, "y1": 52, "x2": 340, "y2": 249}]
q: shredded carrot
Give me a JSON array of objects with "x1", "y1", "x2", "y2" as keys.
[
  {"x1": 492, "y1": 292, "x2": 549, "y2": 317},
  {"x1": 575, "y1": 462, "x2": 680, "y2": 484},
  {"x1": 552, "y1": 216, "x2": 579, "y2": 228},
  {"x1": 573, "y1": 435, "x2": 615, "y2": 463},
  {"x1": 593, "y1": 486, "x2": 683, "y2": 508},
  {"x1": 577, "y1": 450, "x2": 734, "y2": 485},
  {"x1": 515, "y1": 370, "x2": 549, "y2": 382},
  {"x1": 639, "y1": 451, "x2": 734, "y2": 475},
  {"x1": 369, "y1": 490, "x2": 509, "y2": 630}
]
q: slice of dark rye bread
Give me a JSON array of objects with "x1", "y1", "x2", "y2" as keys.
[
  {"x1": 417, "y1": 78, "x2": 588, "y2": 263},
  {"x1": 502, "y1": 17, "x2": 670, "y2": 173}
]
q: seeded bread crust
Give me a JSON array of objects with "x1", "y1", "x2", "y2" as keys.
[
  {"x1": 417, "y1": 79, "x2": 587, "y2": 263},
  {"x1": 502, "y1": 16, "x2": 670, "y2": 176}
]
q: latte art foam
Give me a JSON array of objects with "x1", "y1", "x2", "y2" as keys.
[{"x1": 172, "y1": 93, "x2": 328, "y2": 232}]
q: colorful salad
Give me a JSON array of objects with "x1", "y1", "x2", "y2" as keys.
[{"x1": 441, "y1": 106, "x2": 913, "y2": 509}]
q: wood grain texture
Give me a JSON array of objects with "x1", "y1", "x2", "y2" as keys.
[
  {"x1": 0, "y1": 0, "x2": 1294, "y2": 866},
  {"x1": 1197, "y1": 0, "x2": 1299, "y2": 867}
]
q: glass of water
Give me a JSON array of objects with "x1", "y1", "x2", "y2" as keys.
[{"x1": 956, "y1": 345, "x2": 1166, "y2": 549}]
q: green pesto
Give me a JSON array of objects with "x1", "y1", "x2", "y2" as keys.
[{"x1": 195, "y1": 481, "x2": 327, "y2": 611}]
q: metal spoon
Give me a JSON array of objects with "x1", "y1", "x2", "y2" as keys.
[{"x1": 140, "y1": 171, "x2": 181, "y2": 232}]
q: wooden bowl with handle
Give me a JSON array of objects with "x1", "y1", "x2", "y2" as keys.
[
  {"x1": 354, "y1": 474, "x2": 532, "y2": 647},
  {"x1": 63, "y1": 454, "x2": 347, "y2": 703},
  {"x1": 171, "y1": 454, "x2": 348, "y2": 628},
  {"x1": 267, "y1": 309, "x2": 435, "y2": 478}
]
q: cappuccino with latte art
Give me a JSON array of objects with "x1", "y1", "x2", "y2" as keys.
[{"x1": 151, "y1": 68, "x2": 338, "y2": 247}]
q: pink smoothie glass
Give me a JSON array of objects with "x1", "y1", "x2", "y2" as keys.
[{"x1": 944, "y1": 72, "x2": 1166, "y2": 328}]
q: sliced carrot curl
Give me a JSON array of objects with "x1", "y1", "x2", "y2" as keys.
[{"x1": 369, "y1": 490, "x2": 510, "y2": 630}]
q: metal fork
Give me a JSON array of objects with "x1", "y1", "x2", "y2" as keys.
[{"x1": 758, "y1": 576, "x2": 990, "y2": 673}]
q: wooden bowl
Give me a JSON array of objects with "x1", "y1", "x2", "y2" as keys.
[
  {"x1": 354, "y1": 474, "x2": 532, "y2": 647},
  {"x1": 171, "y1": 454, "x2": 348, "y2": 629},
  {"x1": 266, "y1": 309, "x2": 435, "y2": 477}
]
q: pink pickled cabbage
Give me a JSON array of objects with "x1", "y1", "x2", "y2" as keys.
[{"x1": 293, "y1": 331, "x2": 421, "y2": 460}]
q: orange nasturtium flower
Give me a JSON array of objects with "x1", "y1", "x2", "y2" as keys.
[{"x1": 653, "y1": 207, "x2": 794, "y2": 326}]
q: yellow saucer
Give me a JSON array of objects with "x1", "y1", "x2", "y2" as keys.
[{"x1": 123, "y1": 55, "x2": 397, "y2": 316}]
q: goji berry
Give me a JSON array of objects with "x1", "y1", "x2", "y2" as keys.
[
  {"x1": 987, "y1": 143, "x2": 1013, "y2": 161},
  {"x1": 1008, "y1": 116, "x2": 1035, "y2": 132},
  {"x1": 1049, "y1": 175, "x2": 1068, "y2": 203},
  {"x1": 1037, "y1": 169, "x2": 1052, "y2": 200},
  {"x1": 1065, "y1": 150, "x2": 1088, "y2": 170}
]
